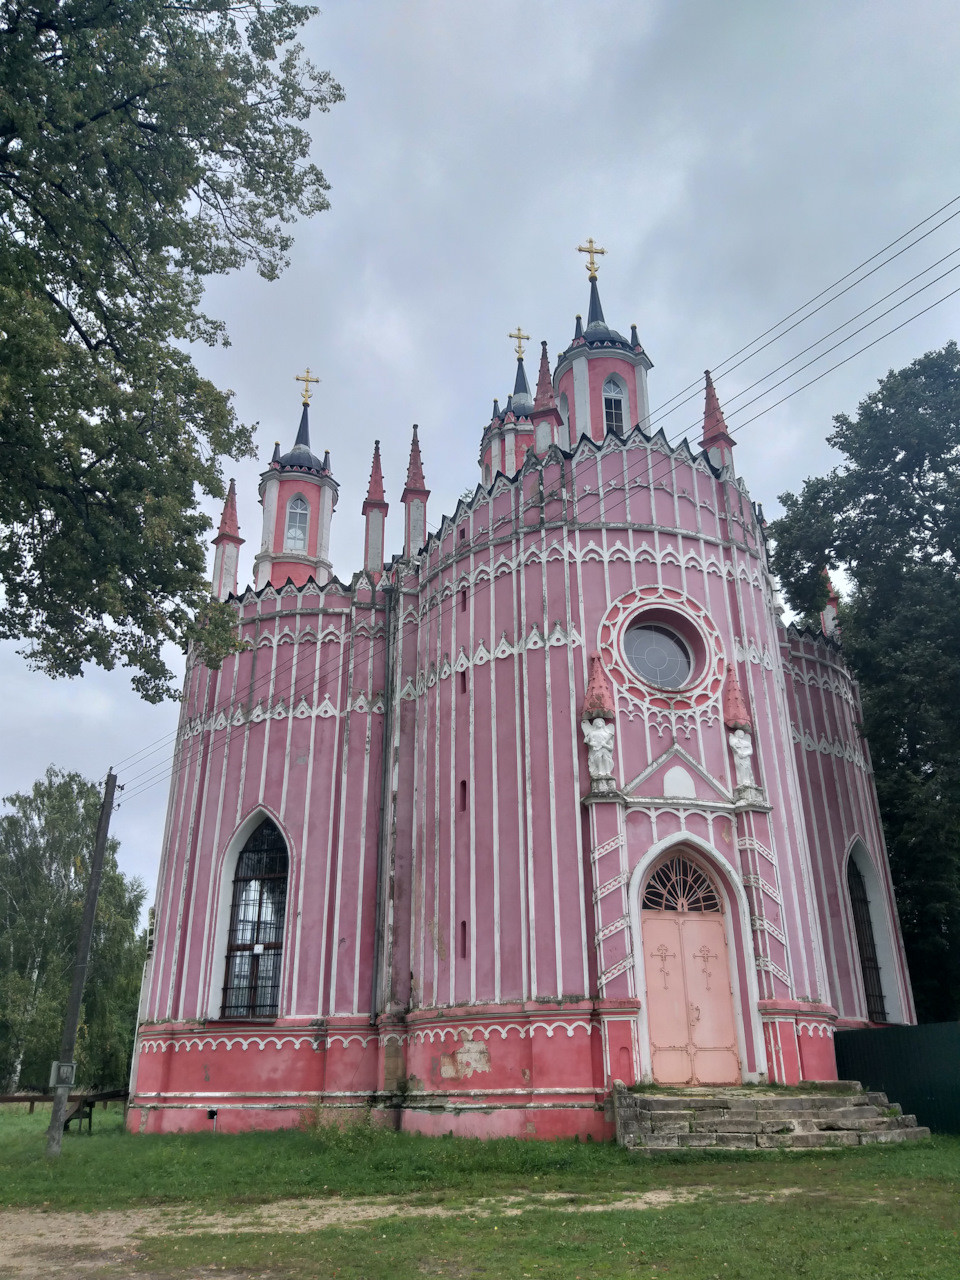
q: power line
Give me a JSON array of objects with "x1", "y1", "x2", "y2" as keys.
[{"x1": 110, "y1": 196, "x2": 960, "y2": 789}]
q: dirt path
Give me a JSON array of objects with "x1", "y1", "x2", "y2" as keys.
[{"x1": 0, "y1": 1187, "x2": 799, "y2": 1278}]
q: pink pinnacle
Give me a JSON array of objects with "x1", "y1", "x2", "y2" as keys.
[
  {"x1": 723, "y1": 669, "x2": 752, "y2": 731},
  {"x1": 404, "y1": 424, "x2": 427, "y2": 491},
  {"x1": 213, "y1": 478, "x2": 242, "y2": 544},
  {"x1": 534, "y1": 341, "x2": 557, "y2": 411},
  {"x1": 365, "y1": 440, "x2": 385, "y2": 504},
  {"x1": 582, "y1": 651, "x2": 615, "y2": 720},
  {"x1": 702, "y1": 370, "x2": 735, "y2": 451}
]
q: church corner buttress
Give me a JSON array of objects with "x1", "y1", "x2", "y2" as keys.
[{"x1": 129, "y1": 263, "x2": 915, "y2": 1138}]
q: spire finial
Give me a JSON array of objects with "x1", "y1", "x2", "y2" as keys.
[
  {"x1": 295, "y1": 366, "x2": 320, "y2": 405},
  {"x1": 577, "y1": 237, "x2": 607, "y2": 281},
  {"x1": 533, "y1": 340, "x2": 556, "y2": 411},
  {"x1": 508, "y1": 326, "x2": 530, "y2": 361},
  {"x1": 365, "y1": 439, "x2": 385, "y2": 504},
  {"x1": 213, "y1": 478, "x2": 241, "y2": 542}
]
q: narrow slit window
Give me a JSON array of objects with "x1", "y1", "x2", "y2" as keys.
[
  {"x1": 460, "y1": 590, "x2": 467, "y2": 613},
  {"x1": 459, "y1": 779, "x2": 467, "y2": 812},
  {"x1": 460, "y1": 920, "x2": 467, "y2": 958},
  {"x1": 460, "y1": 671, "x2": 467, "y2": 694},
  {"x1": 221, "y1": 819, "x2": 288, "y2": 1019},
  {"x1": 847, "y1": 859, "x2": 887, "y2": 1023},
  {"x1": 285, "y1": 496, "x2": 309, "y2": 552}
]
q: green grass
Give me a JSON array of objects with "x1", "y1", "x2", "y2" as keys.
[
  {"x1": 2, "y1": 1104, "x2": 958, "y2": 1214},
  {"x1": 4, "y1": 1107, "x2": 959, "y2": 1277},
  {"x1": 138, "y1": 1195, "x2": 960, "y2": 1279}
]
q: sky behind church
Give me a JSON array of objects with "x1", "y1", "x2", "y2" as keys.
[{"x1": 4, "y1": 0, "x2": 960, "y2": 903}]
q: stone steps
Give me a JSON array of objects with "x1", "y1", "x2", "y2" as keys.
[{"x1": 613, "y1": 1082, "x2": 930, "y2": 1150}]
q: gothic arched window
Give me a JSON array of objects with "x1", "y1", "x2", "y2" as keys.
[
  {"x1": 221, "y1": 819, "x2": 288, "y2": 1019},
  {"x1": 847, "y1": 857, "x2": 887, "y2": 1023},
  {"x1": 285, "y1": 495, "x2": 309, "y2": 552},
  {"x1": 603, "y1": 377, "x2": 625, "y2": 434}
]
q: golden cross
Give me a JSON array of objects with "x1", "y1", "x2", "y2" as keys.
[
  {"x1": 508, "y1": 326, "x2": 530, "y2": 361},
  {"x1": 295, "y1": 367, "x2": 320, "y2": 405},
  {"x1": 577, "y1": 238, "x2": 607, "y2": 280}
]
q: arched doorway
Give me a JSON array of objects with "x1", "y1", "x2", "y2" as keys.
[{"x1": 641, "y1": 854, "x2": 740, "y2": 1085}]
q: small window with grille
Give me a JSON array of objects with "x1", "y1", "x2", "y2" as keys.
[
  {"x1": 603, "y1": 377, "x2": 625, "y2": 434},
  {"x1": 221, "y1": 819, "x2": 288, "y2": 1019},
  {"x1": 847, "y1": 858, "x2": 887, "y2": 1023},
  {"x1": 285, "y1": 495, "x2": 309, "y2": 551}
]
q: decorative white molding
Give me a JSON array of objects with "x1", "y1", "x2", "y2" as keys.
[
  {"x1": 755, "y1": 955, "x2": 791, "y2": 986},
  {"x1": 180, "y1": 689, "x2": 386, "y2": 739},
  {"x1": 593, "y1": 869, "x2": 630, "y2": 902},
  {"x1": 591, "y1": 834, "x2": 624, "y2": 862},
  {"x1": 790, "y1": 724, "x2": 866, "y2": 770},
  {"x1": 598, "y1": 954, "x2": 635, "y2": 988},
  {"x1": 796, "y1": 1020, "x2": 835, "y2": 1038},
  {"x1": 410, "y1": 1021, "x2": 594, "y2": 1044},
  {"x1": 139, "y1": 1034, "x2": 318, "y2": 1054},
  {"x1": 742, "y1": 873, "x2": 782, "y2": 905},
  {"x1": 597, "y1": 914, "x2": 630, "y2": 942}
]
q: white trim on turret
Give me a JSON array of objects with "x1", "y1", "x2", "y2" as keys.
[{"x1": 573, "y1": 357, "x2": 591, "y2": 442}]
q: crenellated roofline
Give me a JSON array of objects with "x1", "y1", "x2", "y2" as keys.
[{"x1": 421, "y1": 417, "x2": 751, "y2": 557}]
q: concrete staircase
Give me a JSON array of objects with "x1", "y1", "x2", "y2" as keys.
[{"x1": 613, "y1": 1082, "x2": 931, "y2": 1150}]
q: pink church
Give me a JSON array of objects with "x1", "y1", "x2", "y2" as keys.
[{"x1": 129, "y1": 260, "x2": 915, "y2": 1138}]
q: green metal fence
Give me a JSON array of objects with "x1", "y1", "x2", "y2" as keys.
[{"x1": 834, "y1": 1022, "x2": 960, "y2": 1134}]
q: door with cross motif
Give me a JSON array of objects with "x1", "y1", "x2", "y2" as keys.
[{"x1": 641, "y1": 856, "x2": 740, "y2": 1085}]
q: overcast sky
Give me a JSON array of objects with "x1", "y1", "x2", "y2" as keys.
[{"x1": 4, "y1": 0, "x2": 960, "y2": 908}]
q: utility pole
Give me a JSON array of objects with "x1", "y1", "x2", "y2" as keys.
[{"x1": 46, "y1": 769, "x2": 117, "y2": 1157}]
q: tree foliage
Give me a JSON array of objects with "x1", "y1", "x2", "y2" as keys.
[
  {"x1": 770, "y1": 341, "x2": 960, "y2": 1020},
  {"x1": 0, "y1": 0, "x2": 342, "y2": 699},
  {"x1": 0, "y1": 767, "x2": 146, "y2": 1090}
]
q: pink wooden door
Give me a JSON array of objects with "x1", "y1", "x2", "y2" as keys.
[
  {"x1": 682, "y1": 914, "x2": 740, "y2": 1085},
  {"x1": 641, "y1": 856, "x2": 740, "y2": 1086}
]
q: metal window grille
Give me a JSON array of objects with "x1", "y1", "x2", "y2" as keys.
[
  {"x1": 285, "y1": 496, "x2": 309, "y2": 551},
  {"x1": 642, "y1": 856, "x2": 722, "y2": 913},
  {"x1": 221, "y1": 820, "x2": 288, "y2": 1019},
  {"x1": 847, "y1": 859, "x2": 887, "y2": 1023}
]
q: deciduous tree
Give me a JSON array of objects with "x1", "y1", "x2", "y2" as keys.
[
  {"x1": 0, "y1": 767, "x2": 146, "y2": 1091},
  {"x1": 0, "y1": 0, "x2": 342, "y2": 699},
  {"x1": 770, "y1": 342, "x2": 960, "y2": 1020}
]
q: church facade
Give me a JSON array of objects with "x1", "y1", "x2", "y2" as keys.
[{"x1": 129, "y1": 260, "x2": 914, "y2": 1138}]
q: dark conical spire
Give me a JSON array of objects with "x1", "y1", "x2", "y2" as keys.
[
  {"x1": 573, "y1": 314, "x2": 583, "y2": 341},
  {"x1": 513, "y1": 358, "x2": 531, "y2": 398},
  {"x1": 630, "y1": 323, "x2": 639, "y2": 348},
  {"x1": 295, "y1": 403, "x2": 310, "y2": 448},
  {"x1": 271, "y1": 440, "x2": 281, "y2": 465},
  {"x1": 492, "y1": 398, "x2": 501, "y2": 420},
  {"x1": 587, "y1": 278, "x2": 605, "y2": 327}
]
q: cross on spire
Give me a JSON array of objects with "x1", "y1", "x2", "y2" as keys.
[
  {"x1": 577, "y1": 238, "x2": 607, "y2": 280},
  {"x1": 295, "y1": 367, "x2": 320, "y2": 405},
  {"x1": 508, "y1": 326, "x2": 530, "y2": 361}
]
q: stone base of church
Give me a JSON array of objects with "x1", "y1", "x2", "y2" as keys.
[
  {"x1": 127, "y1": 997, "x2": 840, "y2": 1136},
  {"x1": 759, "y1": 1000, "x2": 839, "y2": 1085}
]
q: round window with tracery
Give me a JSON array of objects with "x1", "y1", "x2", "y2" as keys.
[
  {"x1": 642, "y1": 857, "x2": 722, "y2": 912},
  {"x1": 623, "y1": 624, "x2": 692, "y2": 689}
]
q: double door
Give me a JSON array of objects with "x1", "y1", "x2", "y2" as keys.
[{"x1": 642, "y1": 910, "x2": 740, "y2": 1085}]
